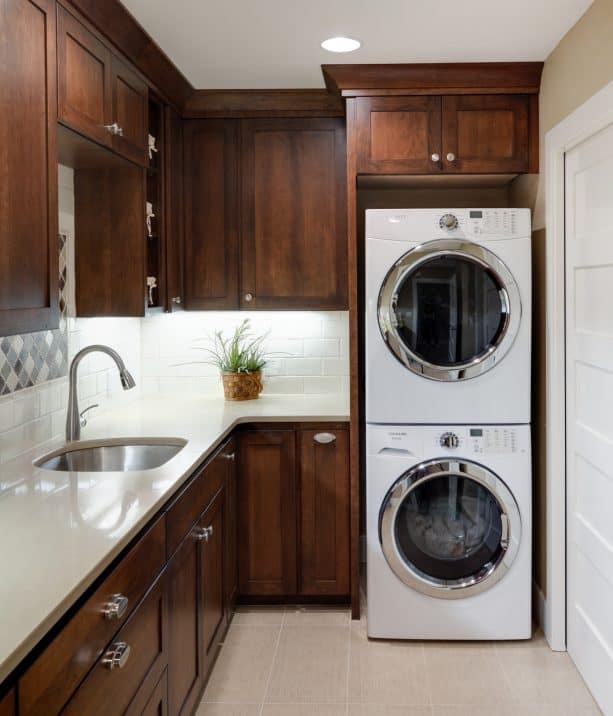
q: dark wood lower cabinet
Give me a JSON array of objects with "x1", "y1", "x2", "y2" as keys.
[
  {"x1": 237, "y1": 425, "x2": 350, "y2": 600},
  {"x1": 238, "y1": 429, "x2": 297, "y2": 596},
  {"x1": 223, "y1": 440, "x2": 238, "y2": 623},
  {"x1": 299, "y1": 428, "x2": 350, "y2": 596},
  {"x1": 167, "y1": 529, "x2": 201, "y2": 716},
  {"x1": 0, "y1": 689, "x2": 15, "y2": 716},
  {"x1": 199, "y1": 488, "x2": 226, "y2": 674},
  {"x1": 8, "y1": 425, "x2": 349, "y2": 716}
]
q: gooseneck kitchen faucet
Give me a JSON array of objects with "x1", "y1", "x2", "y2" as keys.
[{"x1": 66, "y1": 345, "x2": 136, "y2": 442}]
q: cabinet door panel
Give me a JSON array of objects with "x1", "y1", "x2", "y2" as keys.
[
  {"x1": 200, "y1": 488, "x2": 226, "y2": 673},
  {"x1": 74, "y1": 165, "x2": 146, "y2": 316},
  {"x1": 136, "y1": 670, "x2": 167, "y2": 716},
  {"x1": 0, "y1": 689, "x2": 15, "y2": 716},
  {"x1": 223, "y1": 441, "x2": 238, "y2": 620},
  {"x1": 0, "y1": 0, "x2": 58, "y2": 335},
  {"x1": 167, "y1": 531, "x2": 201, "y2": 716},
  {"x1": 241, "y1": 118, "x2": 347, "y2": 309},
  {"x1": 299, "y1": 429, "x2": 350, "y2": 595},
  {"x1": 183, "y1": 120, "x2": 239, "y2": 309},
  {"x1": 111, "y1": 56, "x2": 148, "y2": 166},
  {"x1": 164, "y1": 105, "x2": 184, "y2": 310},
  {"x1": 238, "y1": 430, "x2": 297, "y2": 595},
  {"x1": 442, "y1": 95, "x2": 529, "y2": 173},
  {"x1": 355, "y1": 96, "x2": 442, "y2": 174},
  {"x1": 57, "y1": 5, "x2": 112, "y2": 147}
]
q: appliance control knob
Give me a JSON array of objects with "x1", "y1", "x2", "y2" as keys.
[
  {"x1": 439, "y1": 213, "x2": 459, "y2": 231},
  {"x1": 440, "y1": 432, "x2": 460, "y2": 449}
]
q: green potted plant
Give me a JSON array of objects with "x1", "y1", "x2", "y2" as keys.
[{"x1": 206, "y1": 319, "x2": 269, "y2": 400}]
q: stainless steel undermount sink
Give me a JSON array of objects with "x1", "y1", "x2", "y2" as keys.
[{"x1": 35, "y1": 438, "x2": 187, "y2": 472}]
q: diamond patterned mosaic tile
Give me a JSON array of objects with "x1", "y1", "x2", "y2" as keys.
[{"x1": 0, "y1": 234, "x2": 69, "y2": 395}]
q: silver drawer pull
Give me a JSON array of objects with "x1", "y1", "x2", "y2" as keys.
[
  {"x1": 203, "y1": 526, "x2": 213, "y2": 541},
  {"x1": 314, "y1": 432, "x2": 336, "y2": 444},
  {"x1": 102, "y1": 593, "x2": 129, "y2": 620},
  {"x1": 102, "y1": 642, "x2": 130, "y2": 670},
  {"x1": 223, "y1": 452, "x2": 236, "y2": 461}
]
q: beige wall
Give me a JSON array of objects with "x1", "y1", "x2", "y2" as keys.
[{"x1": 529, "y1": 0, "x2": 613, "y2": 594}]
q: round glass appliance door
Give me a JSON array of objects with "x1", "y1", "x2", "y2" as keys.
[
  {"x1": 378, "y1": 239, "x2": 521, "y2": 381},
  {"x1": 379, "y1": 459, "x2": 521, "y2": 599}
]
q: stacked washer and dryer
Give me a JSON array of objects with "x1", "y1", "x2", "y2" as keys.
[{"x1": 365, "y1": 208, "x2": 532, "y2": 640}]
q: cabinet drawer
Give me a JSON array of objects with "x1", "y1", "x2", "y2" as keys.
[
  {"x1": 63, "y1": 573, "x2": 167, "y2": 716},
  {"x1": 19, "y1": 517, "x2": 166, "y2": 716},
  {"x1": 166, "y1": 445, "x2": 227, "y2": 557}
]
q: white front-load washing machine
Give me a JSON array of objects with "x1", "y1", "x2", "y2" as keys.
[
  {"x1": 366, "y1": 423, "x2": 532, "y2": 640},
  {"x1": 365, "y1": 208, "x2": 531, "y2": 424}
]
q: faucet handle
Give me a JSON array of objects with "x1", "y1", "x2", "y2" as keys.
[{"x1": 79, "y1": 404, "x2": 99, "y2": 428}]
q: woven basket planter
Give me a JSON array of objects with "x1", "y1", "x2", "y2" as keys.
[{"x1": 221, "y1": 370, "x2": 263, "y2": 401}]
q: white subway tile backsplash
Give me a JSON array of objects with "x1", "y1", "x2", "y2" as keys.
[
  {"x1": 303, "y1": 338, "x2": 340, "y2": 358},
  {"x1": 140, "y1": 311, "x2": 349, "y2": 397}
]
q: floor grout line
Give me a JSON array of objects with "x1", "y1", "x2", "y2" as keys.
[{"x1": 257, "y1": 609, "x2": 285, "y2": 716}]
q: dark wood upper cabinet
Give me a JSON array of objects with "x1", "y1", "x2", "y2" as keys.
[
  {"x1": 353, "y1": 93, "x2": 533, "y2": 175},
  {"x1": 442, "y1": 94, "x2": 530, "y2": 173},
  {"x1": 241, "y1": 118, "x2": 348, "y2": 309},
  {"x1": 74, "y1": 164, "x2": 146, "y2": 316},
  {"x1": 183, "y1": 119, "x2": 239, "y2": 310},
  {"x1": 58, "y1": 6, "x2": 148, "y2": 166},
  {"x1": 238, "y1": 429, "x2": 297, "y2": 596},
  {"x1": 355, "y1": 96, "x2": 442, "y2": 174},
  {"x1": 57, "y1": 5, "x2": 112, "y2": 147},
  {"x1": 0, "y1": 0, "x2": 58, "y2": 336},
  {"x1": 299, "y1": 428, "x2": 350, "y2": 596},
  {"x1": 111, "y1": 55, "x2": 148, "y2": 166},
  {"x1": 164, "y1": 105, "x2": 184, "y2": 310}
]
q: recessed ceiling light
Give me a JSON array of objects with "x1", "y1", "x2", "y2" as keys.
[{"x1": 321, "y1": 37, "x2": 361, "y2": 53}]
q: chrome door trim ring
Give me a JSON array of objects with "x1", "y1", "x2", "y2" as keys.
[
  {"x1": 377, "y1": 239, "x2": 522, "y2": 381},
  {"x1": 379, "y1": 458, "x2": 521, "y2": 599}
]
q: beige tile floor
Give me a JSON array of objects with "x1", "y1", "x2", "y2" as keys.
[{"x1": 197, "y1": 606, "x2": 602, "y2": 716}]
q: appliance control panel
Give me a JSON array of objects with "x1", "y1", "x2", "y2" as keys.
[
  {"x1": 468, "y1": 427, "x2": 519, "y2": 454},
  {"x1": 436, "y1": 209, "x2": 527, "y2": 239}
]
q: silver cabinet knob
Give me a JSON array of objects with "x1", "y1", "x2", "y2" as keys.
[
  {"x1": 431, "y1": 153, "x2": 440, "y2": 162},
  {"x1": 244, "y1": 293, "x2": 253, "y2": 303},
  {"x1": 223, "y1": 452, "x2": 236, "y2": 461},
  {"x1": 102, "y1": 593, "x2": 129, "y2": 620},
  {"x1": 171, "y1": 296, "x2": 182, "y2": 304},
  {"x1": 446, "y1": 152, "x2": 456, "y2": 162},
  {"x1": 203, "y1": 526, "x2": 214, "y2": 541},
  {"x1": 314, "y1": 432, "x2": 336, "y2": 444},
  {"x1": 102, "y1": 642, "x2": 130, "y2": 670}
]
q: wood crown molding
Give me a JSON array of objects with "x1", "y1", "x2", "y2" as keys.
[
  {"x1": 183, "y1": 89, "x2": 344, "y2": 118},
  {"x1": 322, "y1": 62, "x2": 544, "y2": 97},
  {"x1": 62, "y1": 0, "x2": 193, "y2": 110}
]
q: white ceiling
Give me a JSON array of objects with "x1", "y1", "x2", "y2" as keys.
[{"x1": 120, "y1": 0, "x2": 593, "y2": 89}]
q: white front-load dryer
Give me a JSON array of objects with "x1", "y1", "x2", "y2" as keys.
[
  {"x1": 365, "y1": 208, "x2": 531, "y2": 424},
  {"x1": 366, "y1": 423, "x2": 532, "y2": 640}
]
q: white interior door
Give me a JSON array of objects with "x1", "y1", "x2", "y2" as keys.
[{"x1": 565, "y1": 122, "x2": 613, "y2": 716}]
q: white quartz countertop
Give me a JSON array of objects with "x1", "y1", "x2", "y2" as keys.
[{"x1": 0, "y1": 392, "x2": 349, "y2": 683}]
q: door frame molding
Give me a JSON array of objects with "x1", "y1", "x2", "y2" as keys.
[{"x1": 545, "y1": 79, "x2": 613, "y2": 651}]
